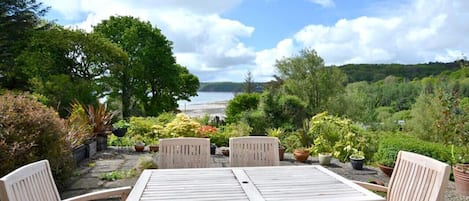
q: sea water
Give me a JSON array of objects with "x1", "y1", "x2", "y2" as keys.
[{"x1": 177, "y1": 91, "x2": 234, "y2": 107}]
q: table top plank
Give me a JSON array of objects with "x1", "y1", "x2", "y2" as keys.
[
  {"x1": 127, "y1": 166, "x2": 385, "y2": 201},
  {"x1": 128, "y1": 168, "x2": 250, "y2": 201},
  {"x1": 243, "y1": 166, "x2": 384, "y2": 201}
]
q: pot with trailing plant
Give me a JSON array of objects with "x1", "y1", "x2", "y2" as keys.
[
  {"x1": 452, "y1": 145, "x2": 469, "y2": 196},
  {"x1": 112, "y1": 120, "x2": 129, "y2": 138},
  {"x1": 312, "y1": 136, "x2": 333, "y2": 166},
  {"x1": 349, "y1": 150, "x2": 365, "y2": 170},
  {"x1": 132, "y1": 135, "x2": 145, "y2": 152}
]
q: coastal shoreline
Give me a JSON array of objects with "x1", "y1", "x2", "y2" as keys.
[{"x1": 178, "y1": 100, "x2": 228, "y2": 118}]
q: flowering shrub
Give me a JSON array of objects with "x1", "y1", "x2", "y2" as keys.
[
  {"x1": 162, "y1": 113, "x2": 202, "y2": 138},
  {"x1": 199, "y1": 125, "x2": 218, "y2": 137}
]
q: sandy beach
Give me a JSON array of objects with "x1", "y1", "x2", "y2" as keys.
[{"x1": 178, "y1": 100, "x2": 228, "y2": 118}]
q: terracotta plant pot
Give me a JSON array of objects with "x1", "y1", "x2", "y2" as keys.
[
  {"x1": 134, "y1": 144, "x2": 145, "y2": 152},
  {"x1": 453, "y1": 164, "x2": 469, "y2": 196},
  {"x1": 149, "y1": 145, "x2": 159, "y2": 152},
  {"x1": 378, "y1": 163, "x2": 394, "y2": 177},
  {"x1": 293, "y1": 149, "x2": 310, "y2": 162}
]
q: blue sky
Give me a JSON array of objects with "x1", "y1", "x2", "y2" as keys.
[{"x1": 40, "y1": 0, "x2": 469, "y2": 82}]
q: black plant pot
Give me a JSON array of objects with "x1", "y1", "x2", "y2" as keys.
[
  {"x1": 73, "y1": 144, "x2": 87, "y2": 164},
  {"x1": 112, "y1": 127, "x2": 127, "y2": 137},
  {"x1": 210, "y1": 144, "x2": 217, "y2": 155},
  {"x1": 350, "y1": 157, "x2": 365, "y2": 170}
]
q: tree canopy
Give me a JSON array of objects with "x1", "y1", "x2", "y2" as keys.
[
  {"x1": 275, "y1": 49, "x2": 347, "y2": 115},
  {"x1": 0, "y1": 0, "x2": 48, "y2": 89},
  {"x1": 94, "y1": 16, "x2": 199, "y2": 117}
]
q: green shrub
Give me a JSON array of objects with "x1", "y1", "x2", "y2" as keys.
[
  {"x1": 374, "y1": 134, "x2": 454, "y2": 167},
  {"x1": 108, "y1": 135, "x2": 133, "y2": 146},
  {"x1": 128, "y1": 116, "x2": 159, "y2": 142},
  {"x1": 259, "y1": 92, "x2": 308, "y2": 130},
  {"x1": 155, "y1": 112, "x2": 176, "y2": 124},
  {"x1": 0, "y1": 92, "x2": 74, "y2": 190},
  {"x1": 210, "y1": 122, "x2": 251, "y2": 147},
  {"x1": 162, "y1": 113, "x2": 201, "y2": 138},
  {"x1": 225, "y1": 93, "x2": 260, "y2": 123},
  {"x1": 240, "y1": 110, "x2": 269, "y2": 136},
  {"x1": 283, "y1": 133, "x2": 303, "y2": 152}
]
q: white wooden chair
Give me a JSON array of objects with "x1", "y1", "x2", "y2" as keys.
[
  {"x1": 158, "y1": 138, "x2": 210, "y2": 169},
  {"x1": 354, "y1": 151, "x2": 450, "y2": 201},
  {"x1": 0, "y1": 160, "x2": 130, "y2": 201},
  {"x1": 229, "y1": 136, "x2": 279, "y2": 167}
]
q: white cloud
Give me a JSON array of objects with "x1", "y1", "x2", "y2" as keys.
[
  {"x1": 309, "y1": 0, "x2": 335, "y2": 8},
  {"x1": 41, "y1": 0, "x2": 254, "y2": 82},
  {"x1": 254, "y1": 39, "x2": 296, "y2": 81},
  {"x1": 289, "y1": 0, "x2": 469, "y2": 65},
  {"x1": 41, "y1": 0, "x2": 469, "y2": 82}
]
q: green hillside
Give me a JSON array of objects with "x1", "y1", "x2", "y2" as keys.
[{"x1": 199, "y1": 61, "x2": 463, "y2": 92}]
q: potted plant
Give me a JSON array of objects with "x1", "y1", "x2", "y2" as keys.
[
  {"x1": 221, "y1": 148, "x2": 230, "y2": 157},
  {"x1": 267, "y1": 128, "x2": 286, "y2": 161},
  {"x1": 148, "y1": 138, "x2": 159, "y2": 152},
  {"x1": 112, "y1": 120, "x2": 129, "y2": 138},
  {"x1": 210, "y1": 143, "x2": 217, "y2": 155},
  {"x1": 374, "y1": 148, "x2": 397, "y2": 177},
  {"x1": 452, "y1": 145, "x2": 469, "y2": 196},
  {"x1": 293, "y1": 147, "x2": 310, "y2": 162},
  {"x1": 312, "y1": 136, "x2": 333, "y2": 166},
  {"x1": 132, "y1": 135, "x2": 145, "y2": 152},
  {"x1": 349, "y1": 149, "x2": 365, "y2": 170},
  {"x1": 85, "y1": 102, "x2": 115, "y2": 151}
]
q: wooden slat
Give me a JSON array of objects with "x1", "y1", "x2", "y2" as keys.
[
  {"x1": 385, "y1": 151, "x2": 451, "y2": 201},
  {"x1": 134, "y1": 168, "x2": 249, "y2": 201},
  {"x1": 127, "y1": 166, "x2": 386, "y2": 201},
  {"x1": 159, "y1": 138, "x2": 210, "y2": 169},
  {"x1": 243, "y1": 166, "x2": 384, "y2": 201},
  {"x1": 229, "y1": 137, "x2": 279, "y2": 167}
]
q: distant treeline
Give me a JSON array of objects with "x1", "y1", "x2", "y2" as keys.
[
  {"x1": 199, "y1": 82, "x2": 264, "y2": 92},
  {"x1": 340, "y1": 61, "x2": 461, "y2": 83},
  {"x1": 199, "y1": 61, "x2": 462, "y2": 92}
]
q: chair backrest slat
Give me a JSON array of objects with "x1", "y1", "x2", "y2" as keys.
[
  {"x1": 387, "y1": 151, "x2": 450, "y2": 201},
  {"x1": 159, "y1": 138, "x2": 210, "y2": 169},
  {"x1": 0, "y1": 160, "x2": 61, "y2": 201},
  {"x1": 229, "y1": 137, "x2": 279, "y2": 167}
]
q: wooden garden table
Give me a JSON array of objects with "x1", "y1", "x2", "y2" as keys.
[{"x1": 127, "y1": 165, "x2": 385, "y2": 201}]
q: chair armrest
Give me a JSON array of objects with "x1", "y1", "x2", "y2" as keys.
[
  {"x1": 63, "y1": 186, "x2": 131, "y2": 201},
  {"x1": 353, "y1": 181, "x2": 388, "y2": 192}
]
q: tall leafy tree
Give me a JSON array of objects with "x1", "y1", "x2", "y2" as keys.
[
  {"x1": 0, "y1": 0, "x2": 48, "y2": 89},
  {"x1": 16, "y1": 26, "x2": 127, "y2": 116},
  {"x1": 94, "y1": 16, "x2": 198, "y2": 117},
  {"x1": 275, "y1": 49, "x2": 347, "y2": 115}
]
